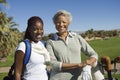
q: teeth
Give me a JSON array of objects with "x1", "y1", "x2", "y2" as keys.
[
  {"x1": 60, "y1": 28, "x2": 64, "y2": 30},
  {"x1": 37, "y1": 35, "x2": 41, "y2": 38}
]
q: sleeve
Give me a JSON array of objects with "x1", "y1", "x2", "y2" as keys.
[
  {"x1": 16, "y1": 42, "x2": 26, "y2": 54},
  {"x1": 77, "y1": 35, "x2": 98, "y2": 60},
  {"x1": 46, "y1": 40, "x2": 62, "y2": 71}
]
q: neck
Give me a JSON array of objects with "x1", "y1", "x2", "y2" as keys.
[
  {"x1": 57, "y1": 31, "x2": 68, "y2": 41},
  {"x1": 58, "y1": 31, "x2": 68, "y2": 37}
]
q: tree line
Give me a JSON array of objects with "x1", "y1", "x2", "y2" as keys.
[{"x1": 81, "y1": 29, "x2": 120, "y2": 39}]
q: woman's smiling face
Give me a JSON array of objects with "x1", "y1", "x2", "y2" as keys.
[
  {"x1": 54, "y1": 15, "x2": 70, "y2": 34},
  {"x1": 29, "y1": 21, "x2": 43, "y2": 42}
]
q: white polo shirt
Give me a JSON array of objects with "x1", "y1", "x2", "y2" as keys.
[{"x1": 16, "y1": 41, "x2": 48, "y2": 80}]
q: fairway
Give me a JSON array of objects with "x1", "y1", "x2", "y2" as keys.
[{"x1": 82, "y1": 37, "x2": 120, "y2": 61}]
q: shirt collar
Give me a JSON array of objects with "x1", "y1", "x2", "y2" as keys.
[{"x1": 53, "y1": 31, "x2": 76, "y2": 40}]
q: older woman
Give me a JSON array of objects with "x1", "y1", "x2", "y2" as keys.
[{"x1": 46, "y1": 10, "x2": 104, "y2": 80}]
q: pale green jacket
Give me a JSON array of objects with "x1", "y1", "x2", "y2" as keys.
[{"x1": 46, "y1": 32, "x2": 98, "y2": 80}]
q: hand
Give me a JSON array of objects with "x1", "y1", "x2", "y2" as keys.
[
  {"x1": 86, "y1": 60, "x2": 91, "y2": 65},
  {"x1": 81, "y1": 61, "x2": 87, "y2": 67},
  {"x1": 85, "y1": 57, "x2": 97, "y2": 66},
  {"x1": 78, "y1": 61, "x2": 87, "y2": 68}
]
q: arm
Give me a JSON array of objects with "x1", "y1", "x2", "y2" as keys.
[
  {"x1": 61, "y1": 57, "x2": 96, "y2": 70},
  {"x1": 85, "y1": 57, "x2": 97, "y2": 66},
  {"x1": 78, "y1": 35, "x2": 98, "y2": 67},
  {"x1": 46, "y1": 40, "x2": 60, "y2": 71},
  {"x1": 61, "y1": 62, "x2": 86, "y2": 70},
  {"x1": 14, "y1": 50, "x2": 24, "y2": 80}
]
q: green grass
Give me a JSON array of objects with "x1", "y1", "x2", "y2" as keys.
[
  {"x1": 0, "y1": 53, "x2": 14, "y2": 79},
  {"x1": 0, "y1": 73, "x2": 7, "y2": 80},
  {"x1": 104, "y1": 74, "x2": 120, "y2": 80},
  {"x1": 0, "y1": 53, "x2": 14, "y2": 67},
  {"x1": 82, "y1": 37, "x2": 120, "y2": 61}
]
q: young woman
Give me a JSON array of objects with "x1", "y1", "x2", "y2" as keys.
[{"x1": 14, "y1": 16, "x2": 50, "y2": 80}]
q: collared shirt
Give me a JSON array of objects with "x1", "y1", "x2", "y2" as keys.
[
  {"x1": 46, "y1": 31, "x2": 98, "y2": 80},
  {"x1": 16, "y1": 41, "x2": 48, "y2": 80}
]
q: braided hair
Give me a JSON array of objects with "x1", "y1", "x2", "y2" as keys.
[{"x1": 24, "y1": 16, "x2": 44, "y2": 40}]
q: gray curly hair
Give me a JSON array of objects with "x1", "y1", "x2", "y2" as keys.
[{"x1": 53, "y1": 10, "x2": 72, "y2": 23}]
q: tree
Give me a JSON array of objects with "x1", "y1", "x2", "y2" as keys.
[
  {"x1": 0, "y1": 0, "x2": 7, "y2": 3},
  {"x1": 0, "y1": 0, "x2": 9, "y2": 10},
  {"x1": 8, "y1": 16, "x2": 18, "y2": 28},
  {"x1": 85, "y1": 28, "x2": 94, "y2": 38},
  {"x1": 0, "y1": 5, "x2": 21, "y2": 59},
  {"x1": 0, "y1": 12, "x2": 9, "y2": 27}
]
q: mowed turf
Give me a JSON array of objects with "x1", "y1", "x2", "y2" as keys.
[{"x1": 82, "y1": 37, "x2": 120, "y2": 61}]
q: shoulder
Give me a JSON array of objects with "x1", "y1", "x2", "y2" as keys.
[
  {"x1": 46, "y1": 39, "x2": 54, "y2": 46},
  {"x1": 69, "y1": 31, "x2": 77, "y2": 36},
  {"x1": 18, "y1": 41, "x2": 26, "y2": 48},
  {"x1": 47, "y1": 33, "x2": 57, "y2": 42},
  {"x1": 69, "y1": 31, "x2": 81, "y2": 38},
  {"x1": 16, "y1": 41, "x2": 26, "y2": 54},
  {"x1": 46, "y1": 33, "x2": 57, "y2": 46},
  {"x1": 69, "y1": 31, "x2": 86, "y2": 42}
]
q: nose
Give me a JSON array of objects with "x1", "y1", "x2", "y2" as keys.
[
  {"x1": 59, "y1": 22, "x2": 64, "y2": 26},
  {"x1": 57, "y1": 22, "x2": 64, "y2": 26},
  {"x1": 37, "y1": 29, "x2": 43, "y2": 34}
]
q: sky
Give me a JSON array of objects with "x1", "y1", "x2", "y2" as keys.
[{"x1": 1, "y1": 0, "x2": 120, "y2": 34}]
